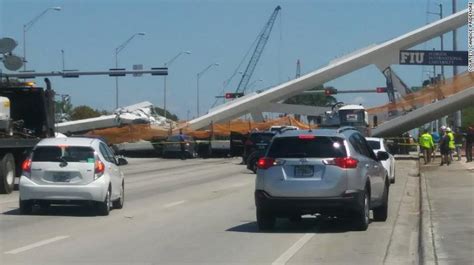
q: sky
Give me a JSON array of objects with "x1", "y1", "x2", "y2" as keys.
[{"x1": 0, "y1": 0, "x2": 469, "y2": 120}]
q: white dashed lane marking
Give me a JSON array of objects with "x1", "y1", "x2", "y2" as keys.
[{"x1": 5, "y1": 235, "x2": 70, "y2": 254}]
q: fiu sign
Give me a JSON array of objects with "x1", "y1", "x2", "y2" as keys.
[{"x1": 399, "y1": 50, "x2": 468, "y2": 66}]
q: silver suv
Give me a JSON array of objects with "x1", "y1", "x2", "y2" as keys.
[{"x1": 254, "y1": 127, "x2": 390, "y2": 231}]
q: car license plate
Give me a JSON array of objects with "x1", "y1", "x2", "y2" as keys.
[
  {"x1": 294, "y1": 165, "x2": 314, "y2": 177},
  {"x1": 53, "y1": 173, "x2": 70, "y2": 182}
]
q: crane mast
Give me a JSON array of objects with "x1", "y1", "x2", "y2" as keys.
[{"x1": 235, "y1": 5, "x2": 281, "y2": 94}]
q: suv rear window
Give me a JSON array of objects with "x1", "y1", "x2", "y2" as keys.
[
  {"x1": 167, "y1": 135, "x2": 192, "y2": 141},
  {"x1": 32, "y1": 146, "x2": 95, "y2": 162},
  {"x1": 267, "y1": 136, "x2": 346, "y2": 158},
  {"x1": 250, "y1": 133, "x2": 275, "y2": 143},
  {"x1": 367, "y1": 140, "x2": 381, "y2": 150}
]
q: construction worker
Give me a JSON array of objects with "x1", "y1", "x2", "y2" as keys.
[
  {"x1": 454, "y1": 127, "x2": 464, "y2": 161},
  {"x1": 447, "y1": 127, "x2": 455, "y2": 161},
  {"x1": 466, "y1": 126, "x2": 474, "y2": 163},
  {"x1": 419, "y1": 129, "x2": 434, "y2": 164},
  {"x1": 439, "y1": 128, "x2": 451, "y2": 166},
  {"x1": 431, "y1": 128, "x2": 440, "y2": 162}
]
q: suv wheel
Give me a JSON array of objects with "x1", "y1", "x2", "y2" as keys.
[
  {"x1": 97, "y1": 188, "x2": 111, "y2": 216},
  {"x1": 19, "y1": 199, "x2": 33, "y2": 215},
  {"x1": 373, "y1": 179, "x2": 389, "y2": 222},
  {"x1": 354, "y1": 188, "x2": 370, "y2": 231},
  {"x1": 256, "y1": 208, "x2": 276, "y2": 231}
]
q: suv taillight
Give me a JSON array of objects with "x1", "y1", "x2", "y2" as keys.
[
  {"x1": 257, "y1": 157, "x2": 275, "y2": 170},
  {"x1": 94, "y1": 160, "x2": 105, "y2": 179},
  {"x1": 21, "y1": 159, "x2": 32, "y2": 173},
  {"x1": 325, "y1": 157, "x2": 358, "y2": 168}
]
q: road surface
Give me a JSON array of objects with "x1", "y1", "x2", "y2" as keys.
[{"x1": 0, "y1": 158, "x2": 420, "y2": 265}]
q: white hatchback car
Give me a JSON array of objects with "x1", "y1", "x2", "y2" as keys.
[
  {"x1": 19, "y1": 137, "x2": 126, "y2": 215},
  {"x1": 366, "y1": 137, "x2": 395, "y2": 184}
]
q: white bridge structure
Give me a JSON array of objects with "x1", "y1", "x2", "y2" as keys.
[{"x1": 189, "y1": 9, "x2": 469, "y2": 136}]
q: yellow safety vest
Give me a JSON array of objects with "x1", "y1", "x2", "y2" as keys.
[
  {"x1": 447, "y1": 132, "x2": 455, "y2": 149},
  {"x1": 419, "y1": 133, "x2": 433, "y2": 149}
]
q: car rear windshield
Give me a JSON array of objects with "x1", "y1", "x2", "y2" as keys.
[
  {"x1": 250, "y1": 133, "x2": 275, "y2": 143},
  {"x1": 32, "y1": 146, "x2": 95, "y2": 162},
  {"x1": 367, "y1": 140, "x2": 381, "y2": 150},
  {"x1": 267, "y1": 136, "x2": 346, "y2": 158},
  {"x1": 167, "y1": 135, "x2": 191, "y2": 142}
]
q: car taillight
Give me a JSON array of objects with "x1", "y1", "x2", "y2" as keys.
[
  {"x1": 298, "y1": 134, "x2": 315, "y2": 140},
  {"x1": 21, "y1": 159, "x2": 32, "y2": 173},
  {"x1": 325, "y1": 157, "x2": 358, "y2": 168},
  {"x1": 257, "y1": 157, "x2": 276, "y2": 170},
  {"x1": 94, "y1": 160, "x2": 105, "y2": 179}
]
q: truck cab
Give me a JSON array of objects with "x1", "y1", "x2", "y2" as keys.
[{"x1": 0, "y1": 78, "x2": 55, "y2": 193}]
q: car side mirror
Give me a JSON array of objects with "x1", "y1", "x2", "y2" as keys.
[
  {"x1": 377, "y1": 151, "x2": 389, "y2": 161},
  {"x1": 116, "y1": 157, "x2": 128, "y2": 166}
]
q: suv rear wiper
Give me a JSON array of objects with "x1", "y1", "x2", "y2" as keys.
[{"x1": 58, "y1": 157, "x2": 68, "y2": 167}]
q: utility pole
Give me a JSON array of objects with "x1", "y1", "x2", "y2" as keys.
[
  {"x1": 296, "y1": 59, "x2": 301, "y2": 78},
  {"x1": 453, "y1": 0, "x2": 462, "y2": 128},
  {"x1": 61, "y1": 49, "x2": 65, "y2": 70},
  {"x1": 428, "y1": 4, "x2": 444, "y2": 78}
]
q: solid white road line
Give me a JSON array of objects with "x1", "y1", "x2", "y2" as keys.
[
  {"x1": 163, "y1": 200, "x2": 186, "y2": 208},
  {"x1": 272, "y1": 233, "x2": 315, "y2": 265},
  {"x1": 5, "y1": 235, "x2": 70, "y2": 254}
]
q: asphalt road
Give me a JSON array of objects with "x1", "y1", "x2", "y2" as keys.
[{"x1": 0, "y1": 158, "x2": 420, "y2": 265}]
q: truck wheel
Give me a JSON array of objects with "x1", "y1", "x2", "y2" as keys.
[
  {"x1": 0, "y1": 153, "x2": 16, "y2": 194},
  {"x1": 247, "y1": 151, "x2": 261, "y2": 173},
  {"x1": 256, "y1": 208, "x2": 276, "y2": 231},
  {"x1": 19, "y1": 199, "x2": 33, "y2": 215},
  {"x1": 353, "y1": 188, "x2": 370, "y2": 231},
  {"x1": 373, "y1": 179, "x2": 389, "y2": 222}
]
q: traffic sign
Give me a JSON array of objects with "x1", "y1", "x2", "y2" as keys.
[
  {"x1": 133, "y1": 64, "x2": 143, "y2": 77},
  {"x1": 399, "y1": 50, "x2": 467, "y2": 66}
]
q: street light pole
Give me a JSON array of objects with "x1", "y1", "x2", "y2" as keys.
[
  {"x1": 114, "y1": 32, "x2": 146, "y2": 109},
  {"x1": 196, "y1": 63, "x2": 219, "y2": 117},
  {"x1": 428, "y1": 4, "x2": 444, "y2": 78},
  {"x1": 163, "y1": 51, "x2": 191, "y2": 119},
  {"x1": 22, "y1": 6, "x2": 62, "y2": 70}
]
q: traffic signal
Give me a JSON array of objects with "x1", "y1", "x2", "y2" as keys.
[
  {"x1": 225, "y1": 92, "x2": 244, "y2": 99},
  {"x1": 376, "y1": 87, "x2": 387, "y2": 93},
  {"x1": 324, "y1": 87, "x2": 338, "y2": 96}
]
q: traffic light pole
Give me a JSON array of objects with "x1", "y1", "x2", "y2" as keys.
[
  {"x1": 1, "y1": 68, "x2": 167, "y2": 79},
  {"x1": 302, "y1": 88, "x2": 387, "y2": 94}
]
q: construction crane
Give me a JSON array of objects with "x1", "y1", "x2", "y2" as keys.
[
  {"x1": 234, "y1": 6, "x2": 281, "y2": 94},
  {"x1": 295, "y1": 59, "x2": 301, "y2": 78}
]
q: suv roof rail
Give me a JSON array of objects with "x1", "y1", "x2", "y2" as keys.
[{"x1": 337, "y1": 126, "x2": 358, "y2": 134}]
